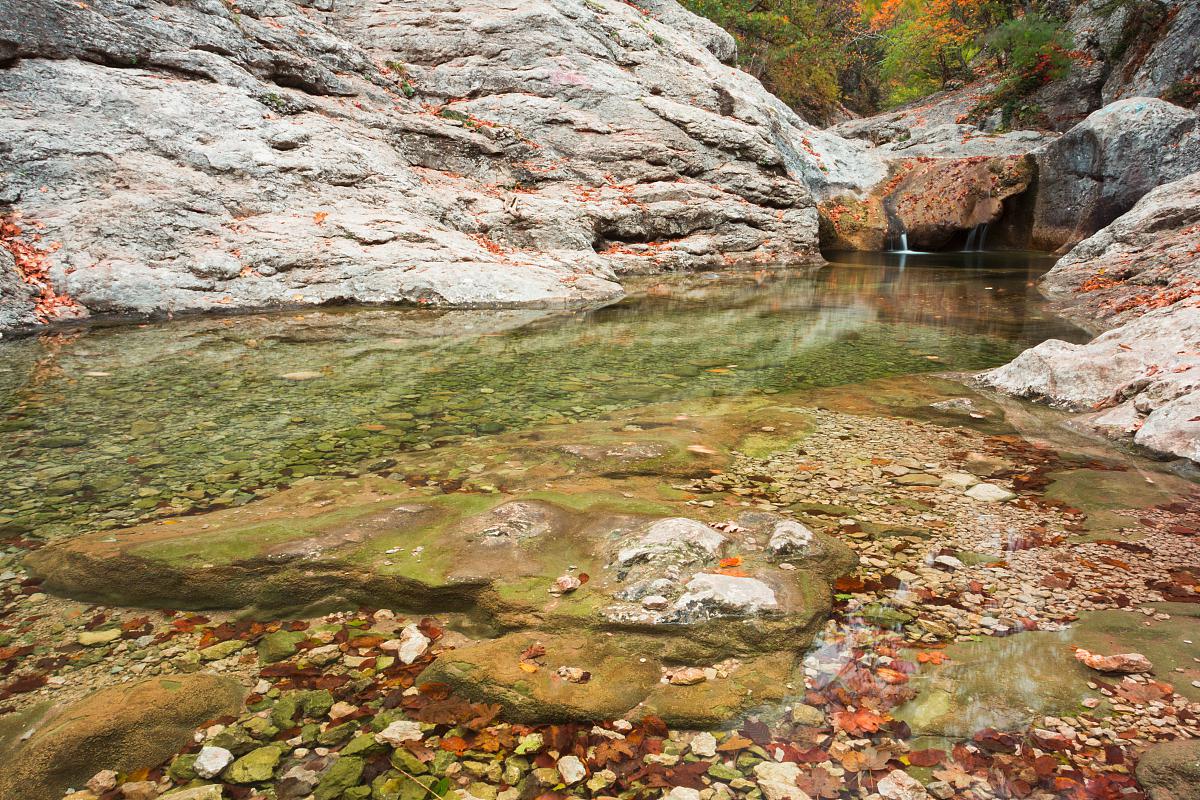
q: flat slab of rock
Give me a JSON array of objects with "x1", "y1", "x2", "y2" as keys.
[{"x1": 0, "y1": 675, "x2": 244, "y2": 800}]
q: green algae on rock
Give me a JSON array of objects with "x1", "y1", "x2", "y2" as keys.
[{"x1": 0, "y1": 674, "x2": 245, "y2": 800}]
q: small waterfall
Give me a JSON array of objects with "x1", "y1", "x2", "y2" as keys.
[
  {"x1": 963, "y1": 222, "x2": 990, "y2": 252},
  {"x1": 900, "y1": 232, "x2": 909, "y2": 252}
]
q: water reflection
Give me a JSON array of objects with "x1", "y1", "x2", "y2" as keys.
[{"x1": 0, "y1": 258, "x2": 1086, "y2": 540}]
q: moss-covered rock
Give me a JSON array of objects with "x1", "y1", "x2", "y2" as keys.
[{"x1": 0, "y1": 675, "x2": 245, "y2": 800}]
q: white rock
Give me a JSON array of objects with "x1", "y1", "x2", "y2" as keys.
[
  {"x1": 933, "y1": 555, "x2": 964, "y2": 571},
  {"x1": 878, "y1": 769, "x2": 928, "y2": 800},
  {"x1": 376, "y1": 719, "x2": 424, "y2": 746},
  {"x1": 557, "y1": 755, "x2": 586, "y2": 785},
  {"x1": 382, "y1": 624, "x2": 431, "y2": 665},
  {"x1": 193, "y1": 745, "x2": 235, "y2": 779},
  {"x1": 766, "y1": 519, "x2": 814, "y2": 556},
  {"x1": 964, "y1": 483, "x2": 1016, "y2": 502},
  {"x1": 940, "y1": 472, "x2": 979, "y2": 490},
  {"x1": 689, "y1": 731, "x2": 717, "y2": 758},
  {"x1": 753, "y1": 761, "x2": 810, "y2": 800},
  {"x1": 618, "y1": 518, "x2": 726, "y2": 566},
  {"x1": 672, "y1": 573, "x2": 779, "y2": 620},
  {"x1": 664, "y1": 788, "x2": 702, "y2": 800}
]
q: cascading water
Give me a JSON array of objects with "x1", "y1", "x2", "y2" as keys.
[{"x1": 963, "y1": 222, "x2": 990, "y2": 252}]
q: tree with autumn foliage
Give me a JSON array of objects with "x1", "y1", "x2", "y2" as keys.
[
  {"x1": 680, "y1": 0, "x2": 882, "y2": 122},
  {"x1": 865, "y1": 0, "x2": 1021, "y2": 106}
]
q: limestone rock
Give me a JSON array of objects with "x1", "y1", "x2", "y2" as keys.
[
  {"x1": 766, "y1": 520, "x2": 814, "y2": 556},
  {"x1": 0, "y1": 245, "x2": 42, "y2": 333},
  {"x1": 753, "y1": 761, "x2": 810, "y2": 800},
  {"x1": 556, "y1": 755, "x2": 586, "y2": 786},
  {"x1": 878, "y1": 770, "x2": 928, "y2": 800},
  {"x1": 0, "y1": 0, "x2": 888, "y2": 333},
  {"x1": 193, "y1": 746, "x2": 235, "y2": 780},
  {"x1": 0, "y1": 675, "x2": 245, "y2": 800},
  {"x1": 670, "y1": 573, "x2": 780, "y2": 622},
  {"x1": 1039, "y1": 172, "x2": 1200, "y2": 334},
  {"x1": 616, "y1": 518, "x2": 726, "y2": 567},
  {"x1": 1135, "y1": 739, "x2": 1200, "y2": 800},
  {"x1": 964, "y1": 483, "x2": 1016, "y2": 503},
  {"x1": 384, "y1": 624, "x2": 431, "y2": 666},
  {"x1": 1031, "y1": 98, "x2": 1200, "y2": 251}
]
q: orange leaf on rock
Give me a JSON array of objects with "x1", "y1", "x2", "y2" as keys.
[
  {"x1": 832, "y1": 708, "x2": 886, "y2": 735},
  {"x1": 717, "y1": 734, "x2": 754, "y2": 751},
  {"x1": 440, "y1": 736, "x2": 469, "y2": 754}
]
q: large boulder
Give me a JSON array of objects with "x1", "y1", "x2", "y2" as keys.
[
  {"x1": 1039, "y1": 172, "x2": 1200, "y2": 333},
  {"x1": 977, "y1": 301, "x2": 1200, "y2": 462},
  {"x1": 980, "y1": 171, "x2": 1200, "y2": 462},
  {"x1": 0, "y1": 674, "x2": 245, "y2": 800},
  {"x1": 0, "y1": 0, "x2": 883, "y2": 332},
  {"x1": 1136, "y1": 739, "x2": 1200, "y2": 800},
  {"x1": 1030, "y1": 98, "x2": 1200, "y2": 251}
]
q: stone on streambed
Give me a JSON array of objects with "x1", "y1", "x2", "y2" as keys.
[
  {"x1": 616, "y1": 517, "x2": 726, "y2": 568},
  {"x1": 898, "y1": 604, "x2": 1200, "y2": 737},
  {"x1": 420, "y1": 631, "x2": 796, "y2": 726},
  {"x1": 0, "y1": 675, "x2": 245, "y2": 800},
  {"x1": 1136, "y1": 739, "x2": 1200, "y2": 800},
  {"x1": 895, "y1": 630, "x2": 1096, "y2": 737},
  {"x1": 964, "y1": 483, "x2": 1016, "y2": 502}
]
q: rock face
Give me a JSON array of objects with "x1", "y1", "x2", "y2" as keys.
[
  {"x1": 979, "y1": 301, "x2": 1200, "y2": 461},
  {"x1": 0, "y1": 674, "x2": 245, "y2": 800},
  {"x1": 0, "y1": 245, "x2": 39, "y2": 332},
  {"x1": 0, "y1": 0, "x2": 883, "y2": 331},
  {"x1": 1039, "y1": 172, "x2": 1200, "y2": 333},
  {"x1": 821, "y1": 120, "x2": 1052, "y2": 251},
  {"x1": 979, "y1": 172, "x2": 1200, "y2": 463},
  {"x1": 1030, "y1": 98, "x2": 1200, "y2": 252}
]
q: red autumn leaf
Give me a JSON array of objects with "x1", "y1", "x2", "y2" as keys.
[{"x1": 908, "y1": 749, "x2": 945, "y2": 767}]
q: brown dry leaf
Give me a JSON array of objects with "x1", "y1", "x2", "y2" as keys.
[
  {"x1": 313, "y1": 211, "x2": 328, "y2": 224},
  {"x1": 717, "y1": 734, "x2": 754, "y2": 751}
]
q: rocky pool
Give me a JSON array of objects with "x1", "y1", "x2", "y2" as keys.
[
  {"x1": 2, "y1": 253, "x2": 1197, "y2": 800},
  {"x1": 0, "y1": 252, "x2": 1080, "y2": 542}
]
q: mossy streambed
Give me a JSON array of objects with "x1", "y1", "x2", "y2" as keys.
[
  {"x1": 1, "y1": 255, "x2": 1074, "y2": 542},
  {"x1": 3, "y1": 255, "x2": 1199, "y2": 800}
]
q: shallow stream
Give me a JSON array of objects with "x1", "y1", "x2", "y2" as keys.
[{"x1": 0, "y1": 252, "x2": 1081, "y2": 541}]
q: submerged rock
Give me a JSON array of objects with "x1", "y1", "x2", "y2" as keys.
[
  {"x1": 1136, "y1": 739, "x2": 1200, "y2": 800},
  {"x1": 0, "y1": 675, "x2": 244, "y2": 800},
  {"x1": 616, "y1": 518, "x2": 726, "y2": 568},
  {"x1": 670, "y1": 573, "x2": 780, "y2": 622}
]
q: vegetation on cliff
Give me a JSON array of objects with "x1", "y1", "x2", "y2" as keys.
[{"x1": 680, "y1": 0, "x2": 1177, "y2": 124}]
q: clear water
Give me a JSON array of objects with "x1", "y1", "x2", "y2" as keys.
[{"x1": 0, "y1": 253, "x2": 1084, "y2": 541}]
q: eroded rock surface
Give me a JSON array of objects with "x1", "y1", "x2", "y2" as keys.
[
  {"x1": 980, "y1": 172, "x2": 1200, "y2": 463},
  {"x1": 1030, "y1": 98, "x2": 1200, "y2": 252},
  {"x1": 1039, "y1": 172, "x2": 1200, "y2": 333},
  {"x1": 0, "y1": 0, "x2": 885, "y2": 331}
]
